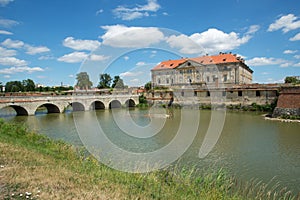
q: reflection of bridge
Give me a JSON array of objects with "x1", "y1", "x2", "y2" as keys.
[{"x1": 0, "y1": 94, "x2": 139, "y2": 116}]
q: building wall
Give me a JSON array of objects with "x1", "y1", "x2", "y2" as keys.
[{"x1": 151, "y1": 62, "x2": 253, "y2": 87}]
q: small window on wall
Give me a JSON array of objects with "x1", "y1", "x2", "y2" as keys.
[
  {"x1": 166, "y1": 78, "x2": 169, "y2": 84},
  {"x1": 223, "y1": 75, "x2": 227, "y2": 82},
  {"x1": 238, "y1": 91, "x2": 242, "y2": 97},
  {"x1": 256, "y1": 90, "x2": 261, "y2": 97},
  {"x1": 206, "y1": 76, "x2": 210, "y2": 82},
  {"x1": 181, "y1": 91, "x2": 184, "y2": 96},
  {"x1": 222, "y1": 91, "x2": 226, "y2": 97},
  {"x1": 194, "y1": 91, "x2": 197, "y2": 96},
  {"x1": 207, "y1": 91, "x2": 210, "y2": 97},
  {"x1": 158, "y1": 78, "x2": 161, "y2": 84}
]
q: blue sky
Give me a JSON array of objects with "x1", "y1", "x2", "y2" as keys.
[{"x1": 0, "y1": 0, "x2": 300, "y2": 87}]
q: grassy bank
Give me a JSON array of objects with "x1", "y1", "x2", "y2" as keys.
[{"x1": 0, "y1": 119, "x2": 297, "y2": 200}]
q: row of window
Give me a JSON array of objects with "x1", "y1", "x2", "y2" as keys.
[{"x1": 178, "y1": 90, "x2": 263, "y2": 97}]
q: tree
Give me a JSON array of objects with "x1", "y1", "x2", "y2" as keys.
[
  {"x1": 144, "y1": 81, "x2": 152, "y2": 91},
  {"x1": 285, "y1": 76, "x2": 300, "y2": 84},
  {"x1": 5, "y1": 81, "x2": 24, "y2": 92},
  {"x1": 76, "y1": 72, "x2": 93, "y2": 90},
  {"x1": 98, "y1": 73, "x2": 112, "y2": 89},
  {"x1": 112, "y1": 76, "x2": 125, "y2": 89},
  {"x1": 22, "y1": 79, "x2": 35, "y2": 91}
]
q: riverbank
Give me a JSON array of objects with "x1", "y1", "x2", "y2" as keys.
[{"x1": 0, "y1": 119, "x2": 297, "y2": 199}]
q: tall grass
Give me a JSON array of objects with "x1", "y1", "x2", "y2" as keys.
[{"x1": 0, "y1": 119, "x2": 298, "y2": 199}]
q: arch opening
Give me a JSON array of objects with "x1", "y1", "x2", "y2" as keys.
[
  {"x1": 109, "y1": 100, "x2": 122, "y2": 109},
  {"x1": 70, "y1": 102, "x2": 85, "y2": 112},
  {"x1": 9, "y1": 105, "x2": 28, "y2": 116},
  {"x1": 125, "y1": 99, "x2": 136, "y2": 108},
  {"x1": 91, "y1": 101, "x2": 105, "y2": 110},
  {"x1": 35, "y1": 103, "x2": 60, "y2": 115}
]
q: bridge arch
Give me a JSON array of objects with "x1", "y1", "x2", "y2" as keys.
[
  {"x1": 70, "y1": 102, "x2": 85, "y2": 112},
  {"x1": 125, "y1": 99, "x2": 136, "y2": 108},
  {"x1": 35, "y1": 103, "x2": 61, "y2": 114},
  {"x1": 3, "y1": 105, "x2": 29, "y2": 116},
  {"x1": 91, "y1": 101, "x2": 105, "y2": 110},
  {"x1": 109, "y1": 100, "x2": 122, "y2": 109}
]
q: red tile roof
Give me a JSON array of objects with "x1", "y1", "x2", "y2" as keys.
[
  {"x1": 151, "y1": 58, "x2": 187, "y2": 70},
  {"x1": 152, "y1": 53, "x2": 244, "y2": 71}
]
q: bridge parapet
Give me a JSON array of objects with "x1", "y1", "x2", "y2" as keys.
[{"x1": 0, "y1": 94, "x2": 139, "y2": 116}]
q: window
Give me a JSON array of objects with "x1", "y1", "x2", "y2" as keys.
[
  {"x1": 206, "y1": 76, "x2": 210, "y2": 82},
  {"x1": 238, "y1": 91, "x2": 242, "y2": 97},
  {"x1": 158, "y1": 78, "x2": 161, "y2": 84},
  {"x1": 223, "y1": 75, "x2": 228, "y2": 82},
  {"x1": 207, "y1": 91, "x2": 210, "y2": 97},
  {"x1": 256, "y1": 90, "x2": 261, "y2": 97},
  {"x1": 166, "y1": 78, "x2": 169, "y2": 84},
  {"x1": 194, "y1": 91, "x2": 197, "y2": 96},
  {"x1": 222, "y1": 91, "x2": 226, "y2": 97},
  {"x1": 181, "y1": 91, "x2": 184, "y2": 96}
]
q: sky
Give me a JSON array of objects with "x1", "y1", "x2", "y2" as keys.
[{"x1": 0, "y1": 0, "x2": 300, "y2": 87}]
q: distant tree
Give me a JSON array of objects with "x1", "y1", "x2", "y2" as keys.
[
  {"x1": 0, "y1": 81, "x2": 3, "y2": 92},
  {"x1": 5, "y1": 81, "x2": 24, "y2": 92},
  {"x1": 98, "y1": 73, "x2": 112, "y2": 89},
  {"x1": 144, "y1": 81, "x2": 152, "y2": 91},
  {"x1": 76, "y1": 72, "x2": 93, "y2": 90},
  {"x1": 111, "y1": 76, "x2": 125, "y2": 89},
  {"x1": 22, "y1": 79, "x2": 35, "y2": 91},
  {"x1": 285, "y1": 76, "x2": 300, "y2": 84}
]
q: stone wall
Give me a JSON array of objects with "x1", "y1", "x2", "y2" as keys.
[{"x1": 272, "y1": 86, "x2": 300, "y2": 117}]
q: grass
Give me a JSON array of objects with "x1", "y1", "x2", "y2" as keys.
[{"x1": 0, "y1": 119, "x2": 298, "y2": 199}]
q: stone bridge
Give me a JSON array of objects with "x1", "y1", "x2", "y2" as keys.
[{"x1": 0, "y1": 94, "x2": 139, "y2": 116}]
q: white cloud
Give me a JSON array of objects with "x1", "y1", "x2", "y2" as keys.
[
  {"x1": 123, "y1": 56, "x2": 130, "y2": 61},
  {"x1": 1, "y1": 38, "x2": 24, "y2": 49},
  {"x1": 246, "y1": 57, "x2": 286, "y2": 66},
  {"x1": 63, "y1": 37, "x2": 101, "y2": 51},
  {"x1": 0, "y1": 0, "x2": 14, "y2": 6},
  {"x1": 38, "y1": 55, "x2": 55, "y2": 60},
  {"x1": 284, "y1": 50, "x2": 298, "y2": 54},
  {"x1": 167, "y1": 28, "x2": 252, "y2": 54},
  {"x1": 289, "y1": 33, "x2": 300, "y2": 41},
  {"x1": 246, "y1": 25, "x2": 260, "y2": 34},
  {"x1": 120, "y1": 71, "x2": 143, "y2": 77},
  {"x1": 0, "y1": 18, "x2": 19, "y2": 28},
  {"x1": 113, "y1": 0, "x2": 160, "y2": 20},
  {"x1": 4, "y1": 75, "x2": 10, "y2": 78},
  {"x1": 294, "y1": 55, "x2": 300, "y2": 59},
  {"x1": 0, "y1": 30, "x2": 12, "y2": 35},
  {"x1": 25, "y1": 44, "x2": 50, "y2": 55},
  {"x1": 136, "y1": 61, "x2": 147, "y2": 66},
  {"x1": 294, "y1": 62, "x2": 300, "y2": 67},
  {"x1": 0, "y1": 46, "x2": 17, "y2": 57},
  {"x1": 0, "y1": 66, "x2": 44, "y2": 74},
  {"x1": 0, "y1": 57, "x2": 27, "y2": 67},
  {"x1": 268, "y1": 14, "x2": 300, "y2": 33},
  {"x1": 57, "y1": 51, "x2": 88, "y2": 63},
  {"x1": 100, "y1": 25, "x2": 164, "y2": 48},
  {"x1": 89, "y1": 54, "x2": 110, "y2": 61},
  {"x1": 96, "y1": 9, "x2": 104, "y2": 15}
]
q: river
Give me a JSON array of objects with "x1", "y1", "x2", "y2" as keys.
[{"x1": 1, "y1": 108, "x2": 300, "y2": 194}]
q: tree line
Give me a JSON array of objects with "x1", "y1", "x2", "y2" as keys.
[{"x1": 75, "y1": 72, "x2": 126, "y2": 90}]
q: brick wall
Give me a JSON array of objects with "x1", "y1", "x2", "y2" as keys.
[{"x1": 276, "y1": 86, "x2": 300, "y2": 109}]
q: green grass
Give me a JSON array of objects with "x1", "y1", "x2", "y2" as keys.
[{"x1": 0, "y1": 119, "x2": 298, "y2": 199}]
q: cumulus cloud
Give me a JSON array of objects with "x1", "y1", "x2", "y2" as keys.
[
  {"x1": 0, "y1": 66, "x2": 44, "y2": 74},
  {"x1": 1, "y1": 38, "x2": 24, "y2": 48},
  {"x1": 0, "y1": 18, "x2": 19, "y2": 28},
  {"x1": 166, "y1": 27, "x2": 254, "y2": 54},
  {"x1": 246, "y1": 57, "x2": 286, "y2": 66},
  {"x1": 0, "y1": 0, "x2": 14, "y2": 6},
  {"x1": 120, "y1": 71, "x2": 143, "y2": 77},
  {"x1": 283, "y1": 50, "x2": 298, "y2": 54},
  {"x1": 63, "y1": 37, "x2": 101, "y2": 51},
  {"x1": 0, "y1": 46, "x2": 17, "y2": 57},
  {"x1": 0, "y1": 30, "x2": 12, "y2": 35},
  {"x1": 0, "y1": 57, "x2": 27, "y2": 67},
  {"x1": 289, "y1": 33, "x2": 300, "y2": 41},
  {"x1": 57, "y1": 51, "x2": 88, "y2": 63},
  {"x1": 113, "y1": 0, "x2": 160, "y2": 20},
  {"x1": 100, "y1": 25, "x2": 164, "y2": 48},
  {"x1": 89, "y1": 54, "x2": 110, "y2": 61},
  {"x1": 25, "y1": 44, "x2": 50, "y2": 55},
  {"x1": 268, "y1": 14, "x2": 300, "y2": 33}
]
